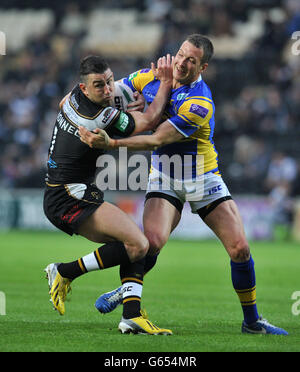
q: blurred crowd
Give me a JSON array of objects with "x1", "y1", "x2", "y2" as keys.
[{"x1": 0, "y1": 0, "x2": 300, "y2": 223}]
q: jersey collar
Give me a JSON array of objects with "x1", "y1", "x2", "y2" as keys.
[{"x1": 190, "y1": 74, "x2": 202, "y2": 88}]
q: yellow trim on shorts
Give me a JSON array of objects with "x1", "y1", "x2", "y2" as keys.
[{"x1": 46, "y1": 182, "x2": 62, "y2": 187}]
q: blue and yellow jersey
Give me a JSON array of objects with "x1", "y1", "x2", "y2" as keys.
[{"x1": 122, "y1": 69, "x2": 219, "y2": 179}]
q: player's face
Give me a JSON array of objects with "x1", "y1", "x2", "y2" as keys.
[
  {"x1": 80, "y1": 69, "x2": 115, "y2": 106},
  {"x1": 173, "y1": 41, "x2": 207, "y2": 85}
]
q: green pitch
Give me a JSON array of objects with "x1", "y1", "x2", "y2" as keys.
[{"x1": 0, "y1": 230, "x2": 299, "y2": 352}]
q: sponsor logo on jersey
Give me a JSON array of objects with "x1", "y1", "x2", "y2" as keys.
[
  {"x1": 128, "y1": 71, "x2": 138, "y2": 81},
  {"x1": 102, "y1": 107, "x2": 115, "y2": 124},
  {"x1": 177, "y1": 93, "x2": 188, "y2": 101},
  {"x1": 115, "y1": 112, "x2": 129, "y2": 132},
  {"x1": 114, "y1": 96, "x2": 124, "y2": 110},
  {"x1": 56, "y1": 112, "x2": 80, "y2": 137},
  {"x1": 189, "y1": 104, "x2": 209, "y2": 118}
]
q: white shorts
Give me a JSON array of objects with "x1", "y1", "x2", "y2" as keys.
[{"x1": 146, "y1": 169, "x2": 231, "y2": 214}]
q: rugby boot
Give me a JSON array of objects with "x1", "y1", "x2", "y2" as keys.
[
  {"x1": 95, "y1": 286, "x2": 123, "y2": 314},
  {"x1": 44, "y1": 263, "x2": 72, "y2": 315},
  {"x1": 118, "y1": 309, "x2": 172, "y2": 335},
  {"x1": 242, "y1": 316, "x2": 288, "y2": 335}
]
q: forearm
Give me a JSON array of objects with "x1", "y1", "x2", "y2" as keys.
[
  {"x1": 79, "y1": 119, "x2": 183, "y2": 151},
  {"x1": 142, "y1": 81, "x2": 171, "y2": 129},
  {"x1": 109, "y1": 134, "x2": 159, "y2": 151},
  {"x1": 107, "y1": 119, "x2": 183, "y2": 151},
  {"x1": 130, "y1": 82, "x2": 171, "y2": 134}
]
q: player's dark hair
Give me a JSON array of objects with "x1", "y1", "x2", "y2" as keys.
[
  {"x1": 186, "y1": 34, "x2": 214, "y2": 65},
  {"x1": 79, "y1": 55, "x2": 109, "y2": 82}
]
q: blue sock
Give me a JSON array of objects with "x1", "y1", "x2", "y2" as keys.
[{"x1": 230, "y1": 255, "x2": 259, "y2": 325}]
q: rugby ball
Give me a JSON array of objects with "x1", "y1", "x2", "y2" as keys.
[{"x1": 113, "y1": 81, "x2": 135, "y2": 111}]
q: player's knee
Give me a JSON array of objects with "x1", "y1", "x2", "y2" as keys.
[
  {"x1": 134, "y1": 237, "x2": 150, "y2": 261},
  {"x1": 126, "y1": 236, "x2": 149, "y2": 262},
  {"x1": 229, "y1": 238, "x2": 250, "y2": 262},
  {"x1": 146, "y1": 231, "x2": 167, "y2": 255}
]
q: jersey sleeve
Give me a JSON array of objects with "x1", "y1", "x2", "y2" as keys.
[
  {"x1": 122, "y1": 69, "x2": 155, "y2": 94},
  {"x1": 66, "y1": 104, "x2": 135, "y2": 138},
  {"x1": 167, "y1": 97, "x2": 214, "y2": 137},
  {"x1": 106, "y1": 111, "x2": 135, "y2": 138}
]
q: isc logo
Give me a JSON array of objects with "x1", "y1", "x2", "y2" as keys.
[{"x1": 208, "y1": 185, "x2": 222, "y2": 195}]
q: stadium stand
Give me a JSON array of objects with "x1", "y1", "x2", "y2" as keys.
[
  {"x1": 0, "y1": 9, "x2": 54, "y2": 52},
  {"x1": 84, "y1": 9, "x2": 163, "y2": 56},
  {"x1": 0, "y1": 0, "x2": 299, "y2": 201}
]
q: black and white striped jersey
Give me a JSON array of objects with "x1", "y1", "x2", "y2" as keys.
[{"x1": 46, "y1": 84, "x2": 135, "y2": 184}]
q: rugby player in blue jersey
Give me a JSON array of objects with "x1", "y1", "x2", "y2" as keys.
[{"x1": 80, "y1": 34, "x2": 288, "y2": 335}]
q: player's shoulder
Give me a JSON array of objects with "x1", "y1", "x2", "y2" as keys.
[
  {"x1": 175, "y1": 79, "x2": 214, "y2": 121},
  {"x1": 124, "y1": 68, "x2": 155, "y2": 91},
  {"x1": 185, "y1": 78, "x2": 213, "y2": 106},
  {"x1": 66, "y1": 84, "x2": 104, "y2": 119},
  {"x1": 187, "y1": 76, "x2": 213, "y2": 102},
  {"x1": 62, "y1": 91, "x2": 120, "y2": 131},
  {"x1": 128, "y1": 68, "x2": 154, "y2": 81}
]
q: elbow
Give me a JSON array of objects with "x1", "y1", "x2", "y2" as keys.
[
  {"x1": 146, "y1": 118, "x2": 160, "y2": 132},
  {"x1": 149, "y1": 136, "x2": 164, "y2": 150}
]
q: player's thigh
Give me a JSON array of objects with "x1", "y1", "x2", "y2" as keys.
[
  {"x1": 202, "y1": 199, "x2": 249, "y2": 261},
  {"x1": 143, "y1": 197, "x2": 181, "y2": 253},
  {"x1": 78, "y1": 201, "x2": 146, "y2": 246}
]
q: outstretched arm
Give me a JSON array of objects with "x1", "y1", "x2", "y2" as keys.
[{"x1": 79, "y1": 119, "x2": 184, "y2": 151}]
